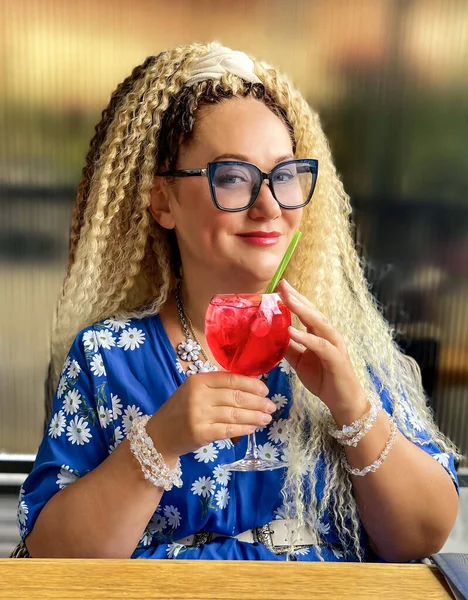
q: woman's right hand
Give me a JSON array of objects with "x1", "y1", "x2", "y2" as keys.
[{"x1": 147, "y1": 372, "x2": 275, "y2": 461}]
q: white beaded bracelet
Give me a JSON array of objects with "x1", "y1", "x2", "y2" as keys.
[
  {"x1": 341, "y1": 417, "x2": 398, "y2": 477},
  {"x1": 127, "y1": 415, "x2": 182, "y2": 491},
  {"x1": 333, "y1": 399, "x2": 382, "y2": 447},
  {"x1": 328, "y1": 390, "x2": 382, "y2": 447}
]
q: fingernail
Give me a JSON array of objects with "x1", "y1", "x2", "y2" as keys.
[
  {"x1": 263, "y1": 413, "x2": 273, "y2": 424},
  {"x1": 283, "y1": 279, "x2": 292, "y2": 289},
  {"x1": 267, "y1": 401, "x2": 276, "y2": 413}
]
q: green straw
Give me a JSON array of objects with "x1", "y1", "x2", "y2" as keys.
[{"x1": 266, "y1": 230, "x2": 302, "y2": 294}]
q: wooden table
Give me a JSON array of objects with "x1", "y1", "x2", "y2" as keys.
[{"x1": 0, "y1": 559, "x2": 453, "y2": 599}]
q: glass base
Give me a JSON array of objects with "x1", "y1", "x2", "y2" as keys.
[{"x1": 222, "y1": 458, "x2": 288, "y2": 472}]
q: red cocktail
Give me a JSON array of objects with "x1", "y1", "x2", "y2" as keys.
[
  {"x1": 205, "y1": 293, "x2": 291, "y2": 471},
  {"x1": 205, "y1": 294, "x2": 291, "y2": 376}
]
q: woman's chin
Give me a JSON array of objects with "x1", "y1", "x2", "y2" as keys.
[{"x1": 234, "y1": 264, "x2": 278, "y2": 288}]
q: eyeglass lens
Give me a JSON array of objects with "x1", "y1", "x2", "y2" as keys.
[{"x1": 209, "y1": 161, "x2": 315, "y2": 210}]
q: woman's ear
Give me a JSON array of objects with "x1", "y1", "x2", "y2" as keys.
[{"x1": 149, "y1": 177, "x2": 176, "y2": 230}]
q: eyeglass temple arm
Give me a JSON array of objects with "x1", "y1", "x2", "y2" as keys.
[{"x1": 156, "y1": 169, "x2": 207, "y2": 177}]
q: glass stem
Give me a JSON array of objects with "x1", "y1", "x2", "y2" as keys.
[{"x1": 244, "y1": 431, "x2": 259, "y2": 461}]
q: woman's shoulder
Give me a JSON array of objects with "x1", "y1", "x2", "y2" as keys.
[
  {"x1": 74, "y1": 313, "x2": 160, "y2": 354},
  {"x1": 62, "y1": 313, "x2": 164, "y2": 383}
]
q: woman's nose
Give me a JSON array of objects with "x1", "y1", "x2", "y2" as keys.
[{"x1": 247, "y1": 181, "x2": 281, "y2": 220}]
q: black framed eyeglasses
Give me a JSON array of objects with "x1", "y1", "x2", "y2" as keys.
[{"x1": 156, "y1": 158, "x2": 319, "y2": 212}]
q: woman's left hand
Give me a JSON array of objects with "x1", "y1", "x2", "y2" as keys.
[{"x1": 278, "y1": 280, "x2": 365, "y2": 414}]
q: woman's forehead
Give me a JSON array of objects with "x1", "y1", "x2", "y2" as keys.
[
  {"x1": 194, "y1": 96, "x2": 287, "y2": 128},
  {"x1": 183, "y1": 98, "x2": 294, "y2": 163}
]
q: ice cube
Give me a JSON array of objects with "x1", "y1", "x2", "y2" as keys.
[
  {"x1": 231, "y1": 295, "x2": 251, "y2": 309},
  {"x1": 251, "y1": 314, "x2": 271, "y2": 337},
  {"x1": 210, "y1": 296, "x2": 225, "y2": 306}
]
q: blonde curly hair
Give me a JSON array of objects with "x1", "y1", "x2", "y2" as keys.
[{"x1": 51, "y1": 42, "x2": 458, "y2": 560}]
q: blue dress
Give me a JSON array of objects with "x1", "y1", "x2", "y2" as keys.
[{"x1": 17, "y1": 315, "x2": 459, "y2": 560}]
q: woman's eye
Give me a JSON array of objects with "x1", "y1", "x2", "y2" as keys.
[
  {"x1": 273, "y1": 170, "x2": 295, "y2": 183},
  {"x1": 215, "y1": 170, "x2": 250, "y2": 185}
]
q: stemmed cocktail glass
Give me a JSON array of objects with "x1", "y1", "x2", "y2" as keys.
[{"x1": 205, "y1": 293, "x2": 291, "y2": 471}]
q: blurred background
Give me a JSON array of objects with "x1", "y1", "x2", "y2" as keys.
[{"x1": 1, "y1": 0, "x2": 467, "y2": 553}]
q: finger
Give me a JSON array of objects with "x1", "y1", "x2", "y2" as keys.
[
  {"x1": 207, "y1": 423, "x2": 259, "y2": 441},
  {"x1": 215, "y1": 390, "x2": 276, "y2": 414},
  {"x1": 283, "y1": 339, "x2": 305, "y2": 371},
  {"x1": 204, "y1": 371, "x2": 269, "y2": 396},
  {"x1": 289, "y1": 326, "x2": 339, "y2": 367},
  {"x1": 215, "y1": 406, "x2": 273, "y2": 427},
  {"x1": 279, "y1": 281, "x2": 344, "y2": 349}
]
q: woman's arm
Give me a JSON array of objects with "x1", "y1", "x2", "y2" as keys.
[
  {"x1": 332, "y1": 397, "x2": 458, "y2": 562},
  {"x1": 26, "y1": 438, "x2": 177, "y2": 558},
  {"x1": 279, "y1": 280, "x2": 459, "y2": 562}
]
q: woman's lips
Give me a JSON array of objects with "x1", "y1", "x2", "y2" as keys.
[{"x1": 237, "y1": 232, "x2": 281, "y2": 246}]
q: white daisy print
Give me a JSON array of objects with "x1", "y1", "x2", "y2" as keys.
[
  {"x1": 215, "y1": 438, "x2": 234, "y2": 450},
  {"x1": 280, "y1": 446, "x2": 308, "y2": 475},
  {"x1": 194, "y1": 443, "x2": 219, "y2": 463},
  {"x1": 433, "y1": 453, "x2": 451, "y2": 468},
  {"x1": 48, "y1": 410, "x2": 66, "y2": 438},
  {"x1": 400, "y1": 399, "x2": 425, "y2": 432},
  {"x1": 274, "y1": 500, "x2": 297, "y2": 520},
  {"x1": 19, "y1": 486, "x2": 25, "y2": 501},
  {"x1": 332, "y1": 548, "x2": 344, "y2": 559},
  {"x1": 407, "y1": 411, "x2": 425, "y2": 432},
  {"x1": 67, "y1": 359, "x2": 81, "y2": 379},
  {"x1": 82, "y1": 330, "x2": 99, "y2": 352},
  {"x1": 294, "y1": 547, "x2": 310, "y2": 556},
  {"x1": 271, "y1": 393, "x2": 288, "y2": 410},
  {"x1": 274, "y1": 505, "x2": 288, "y2": 520},
  {"x1": 57, "y1": 375, "x2": 67, "y2": 399},
  {"x1": 117, "y1": 327, "x2": 145, "y2": 351},
  {"x1": 175, "y1": 360, "x2": 184, "y2": 374},
  {"x1": 66, "y1": 416, "x2": 92, "y2": 445},
  {"x1": 17, "y1": 501, "x2": 29, "y2": 526},
  {"x1": 191, "y1": 476, "x2": 215, "y2": 498},
  {"x1": 163, "y1": 505, "x2": 181, "y2": 529},
  {"x1": 108, "y1": 425, "x2": 124, "y2": 453},
  {"x1": 149, "y1": 514, "x2": 167, "y2": 534},
  {"x1": 215, "y1": 487, "x2": 230, "y2": 509},
  {"x1": 61, "y1": 356, "x2": 71, "y2": 375},
  {"x1": 166, "y1": 543, "x2": 185, "y2": 559},
  {"x1": 90, "y1": 353, "x2": 106, "y2": 377},
  {"x1": 316, "y1": 520, "x2": 330, "y2": 536},
  {"x1": 104, "y1": 317, "x2": 130, "y2": 332},
  {"x1": 279, "y1": 358, "x2": 293, "y2": 374},
  {"x1": 213, "y1": 465, "x2": 231, "y2": 486},
  {"x1": 140, "y1": 531, "x2": 153, "y2": 546},
  {"x1": 96, "y1": 328, "x2": 116, "y2": 350},
  {"x1": 268, "y1": 418, "x2": 289, "y2": 444},
  {"x1": 98, "y1": 406, "x2": 112, "y2": 428},
  {"x1": 122, "y1": 405, "x2": 143, "y2": 435},
  {"x1": 110, "y1": 393, "x2": 123, "y2": 419},
  {"x1": 258, "y1": 442, "x2": 279, "y2": 461},
  {"x1": 56, "y1": 465, "x2": 79, "y2": 489},
  {"x1": 63, "y1": 389, "x2": 82, "y2": 415}
]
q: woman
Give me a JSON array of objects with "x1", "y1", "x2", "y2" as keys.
[{"x1": 16, "y1": 42, "x2": 458, "y2": 561}]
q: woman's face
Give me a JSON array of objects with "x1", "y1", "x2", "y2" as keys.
[{"x1": 151, "y1": 96, "x2": 303, "y2": 291}]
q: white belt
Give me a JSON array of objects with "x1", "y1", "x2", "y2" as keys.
[{"x1": 175, "y1": 519, "x2": 315, "y2": 555}]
